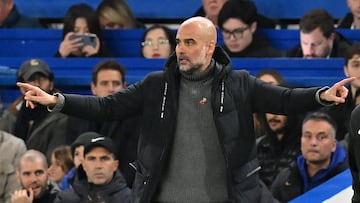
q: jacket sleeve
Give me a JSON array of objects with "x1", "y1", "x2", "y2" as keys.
[
  {"x1": 247, "y1": 73, "x2": 322, "y2": 115},
  {"x1": 61, "y1": 80, "x2": 144, "y2": 122},
  {"x1": 349, "y1": 105, "x2": 360, "y2": 203}
]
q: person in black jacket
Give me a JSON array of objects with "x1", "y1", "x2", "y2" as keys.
[
  {"x1": 18, "y1": 16, "x2": 354, "y2": 203},
  {"x1": 217, "y1": 0, "x2": 282, "y2": 57},
  {"x1": 338, "y1": 0, "x2": 360, "y2": 29},
  {"x1": 270, "y1": 111, "x2": 348, "y2": 203},
  {"x1": 11, "y1": 150, "x2": 59, "y2": 203},
  {"x1": 256, "y1": 70, "x2": 303, "y2": 188},
  {"x1": 54, "y1": 135, "x2": 131, "y2": 203},
  {"x1": 349, "y1": 102, "x2": 360, "y2": 203},
  {"x1": 286, "y1": 9, "x2": 351, "y2": 58},
  {"x1": 67, "y1": 59, "x2": 139, "y2": 187}
]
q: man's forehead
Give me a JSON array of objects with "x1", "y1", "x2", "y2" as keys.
[{"x1": 349, "y1": 54, "x2": 360, "y2": 62}]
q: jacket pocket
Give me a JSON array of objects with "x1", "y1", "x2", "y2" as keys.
[{"x1": 130, "y1": 160, "x2": 150, "y2": 203}]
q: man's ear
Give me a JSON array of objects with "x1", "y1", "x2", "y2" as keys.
[
  {"x1": 250, "y1": 22, "x2": 257, "y2": 33},
  {"x1": 208, "y1": 40, "x2": 216, "y2": 55},
  {"x1": 113, "y1": 160, "x2": 119, "y2": 171},
  {"x1": 90, "y1": 82, "x2": 97, "y2": 95}
]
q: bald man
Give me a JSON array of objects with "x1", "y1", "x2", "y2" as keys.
[
  {"x1": 17, "y1": 17, "x2": 355, "y2": 202},
  {"x1": 11, "y1": 150, "x2": 59, "y2": 203}
]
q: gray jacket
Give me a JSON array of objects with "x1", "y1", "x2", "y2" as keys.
[{"x1": 0, "y1": 131, "x2": 26, "y2": 203}]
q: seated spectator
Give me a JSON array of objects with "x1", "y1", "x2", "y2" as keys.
[
  {"x1": 255, "y1": 70, "x2": 302, "y2": 188},
  {"x1": 253, "y1": 69, "x2": 287, "y2": 138},
  {"x1": 338, "y1": 0, "x2": 360, "y2": 29},
  {"x1": 0, "y1": 0, "x2": 43, "y2": 28},
  {"x1": 11, "y1": 150, "x2": 59, "y2": 203},
  {"x1": 271, "y1": 111, "x2": 348, "y2": 203},
  {"x1": 193, "y1": 0, "x2": 276, "y2": 28},
  {"x1": 60, "y1": 131, "x2": 101, "y2": 190},
  {"x1": 320, "y1": 44, "x2": 360, "y2": 141},
  {"x1": 97, "y1": 0, "x2": 144, "y2": 29},
  {"x1": 0, "y1": 96, "x2": 23, "y2": 134},
  {"x1": 286, "y1": 9, "x2": 351, "y2": 58},
  {"x1": 67, "y1": 59, "x2": 139, "y2": 187},
  {"x1": 141, "y1": 24, "x2": 176, "y2": 59},
  {"x1": 54, "y1": 135, "x2": 131, "y2": 203},
  {"x1": 55, "y1": 3, "x2": 111, "y2": 58},
  {"x1": 47, "y1": 146, "x2": 74, "y2": 187},
  {"x1": 217, "y1": 0, "x2": 282, "y2": 57},
  {"x1": 13, "y1": 59, "x2": 68, "y2": 160},
  {"x1": 0, "y1": 130, "x2": 26, "y2": 203}
]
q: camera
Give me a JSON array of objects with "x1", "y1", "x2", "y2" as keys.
[{"x1": 69, "y1": 33, "x2": 97, "y2": 48}]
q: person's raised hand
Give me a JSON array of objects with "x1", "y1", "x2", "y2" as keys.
[
  {"x1": 59, "y1": 32, "x2": 83, "y2": 57},
  {"x1": 320, "y1": 77, "x2": 356, "y2": 104},
  {"x1": 16, "y1": 82, "x2": 58, "y2": 108}
]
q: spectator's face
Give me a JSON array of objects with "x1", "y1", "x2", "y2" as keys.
[
  {"x1": 73, "y1": 17, "x2": 90, "y2": 34},
  {"x1": 202, "y1": 0, "x2": 228, "y2": 20},
  {"x1": 19, "y1": 76, "x2": 53, "y2": 95},
  {"x1": 258, "y1": 74, "x2": 280, "y2": 85},
  {"x1": 347, "y1": 0, "x2": 360, "y2": 19},
  {"x1": 74, "y1": 146, "x2": 84, "y2": 167},
  {"x1": 142, "y1": 28, "x2": 172, "y2": 59},
  {"x1": 300, "y1": 27, "x2": 334, "y2": 58},
  {"x1": 47, "y1": 154, "x2": 67, "y2": 184},
  {"x1": 82, "y1": 147, "x2": 118, "y2": 185},
  {"x1": 99, "y1": 16, "x2": 123, "y2": 29},
  {"x1": 91, "y1": 69, "x2": 124, "y2": 97},
  {"x1": 301, "y1": 120, "x2": 336, "y2": 166},
  {"x1": 16, "y1": 159, "x2": 48, "y2": 199},
  {"x1": 265, "y1": 113, "x2": 288, "y2": 135},
  {"x1": 344, "y1": 54, "x2": 360, "y2": 89},
  {"x1": 0, "y1": 0, "x2": 12, "y2": 25},
  {"x1": 221, "y1": 18, "x2": 254, "y2": 53},
  {"x1": 175, "y1": 22, "x2": 214, "y2": 74}
]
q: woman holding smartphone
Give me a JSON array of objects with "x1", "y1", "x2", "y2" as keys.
[{"x1": 55, "y1": 3, "x2": 112, "y2": 58}]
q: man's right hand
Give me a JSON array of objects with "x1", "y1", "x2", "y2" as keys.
[
  {"x1": 11, "y1": 188, "x2": 34, "y2": 203},
  {"x1": 16, "y1": 82, "x2": 58, "y2": 109}
]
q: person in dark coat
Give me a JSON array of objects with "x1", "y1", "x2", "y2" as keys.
[
  {"x1": 18, "y1": 17, "x2": 354, "y2": 203},
  {"x1": 286, "y1": 9, "x2": 351, "y2": 58},
  {"x1": 320, "y1": 44, "x2": 360, "y2": 141},
  {"x1": 348, "y1": 101, "x2": 360, "y2": 203},
  {"x1": 270, "y1": 112, "x2": 348, "y2": 203},
  {"x1": 218, "y1": 0, "x2": 282, "y2": 57},
  {"x1": 338, "y1": 0, "x2": 360, "y2": 29},
  {"x1": 67, "y1": 59, "x2": 139, "y2": 187},
  {"x1": 0, "y1": 0, "x2": 43, "y2": 28},
  {"x1": 54, "y1": 135, "x2": 131, "y2": 203}
]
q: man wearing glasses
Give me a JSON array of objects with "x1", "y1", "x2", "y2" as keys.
[{"x1": 217, "y1": 0, "x2": 282, "y2": 57}]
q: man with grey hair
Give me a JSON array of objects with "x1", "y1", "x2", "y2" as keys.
[
  {"x1": 271, "y1": 111, "x2": 348, "y2": 202},
  {"x1": 11, "y1": 150, "x2": 58, "y2": 203}
]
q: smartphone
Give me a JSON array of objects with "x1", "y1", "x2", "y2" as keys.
[{"x1": 69, "y1": 33, "x2": 97, "y2": 48}]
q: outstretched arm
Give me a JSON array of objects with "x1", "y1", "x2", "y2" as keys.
[
  {"x1": 16, "y1": 82, "x2": 58, "y2": 109},
  {"x1": 319, "y1": 77, "x2": 355, "y2": 104}
]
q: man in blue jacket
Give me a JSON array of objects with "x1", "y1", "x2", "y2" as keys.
[
  {"x1": 17, "y1": 16, "x2": 354, "y2": 203},
  {"x1": 270, "y1": 111, "x2": 348, "y2": 202}
]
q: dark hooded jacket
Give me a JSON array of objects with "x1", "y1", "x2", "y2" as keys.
[
  {"x1": 58, "y1": 47, "x2": 324, "y2": 202},
  {"x1": 54, "y1": 166, "x2": 131, "y2": 203}
]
